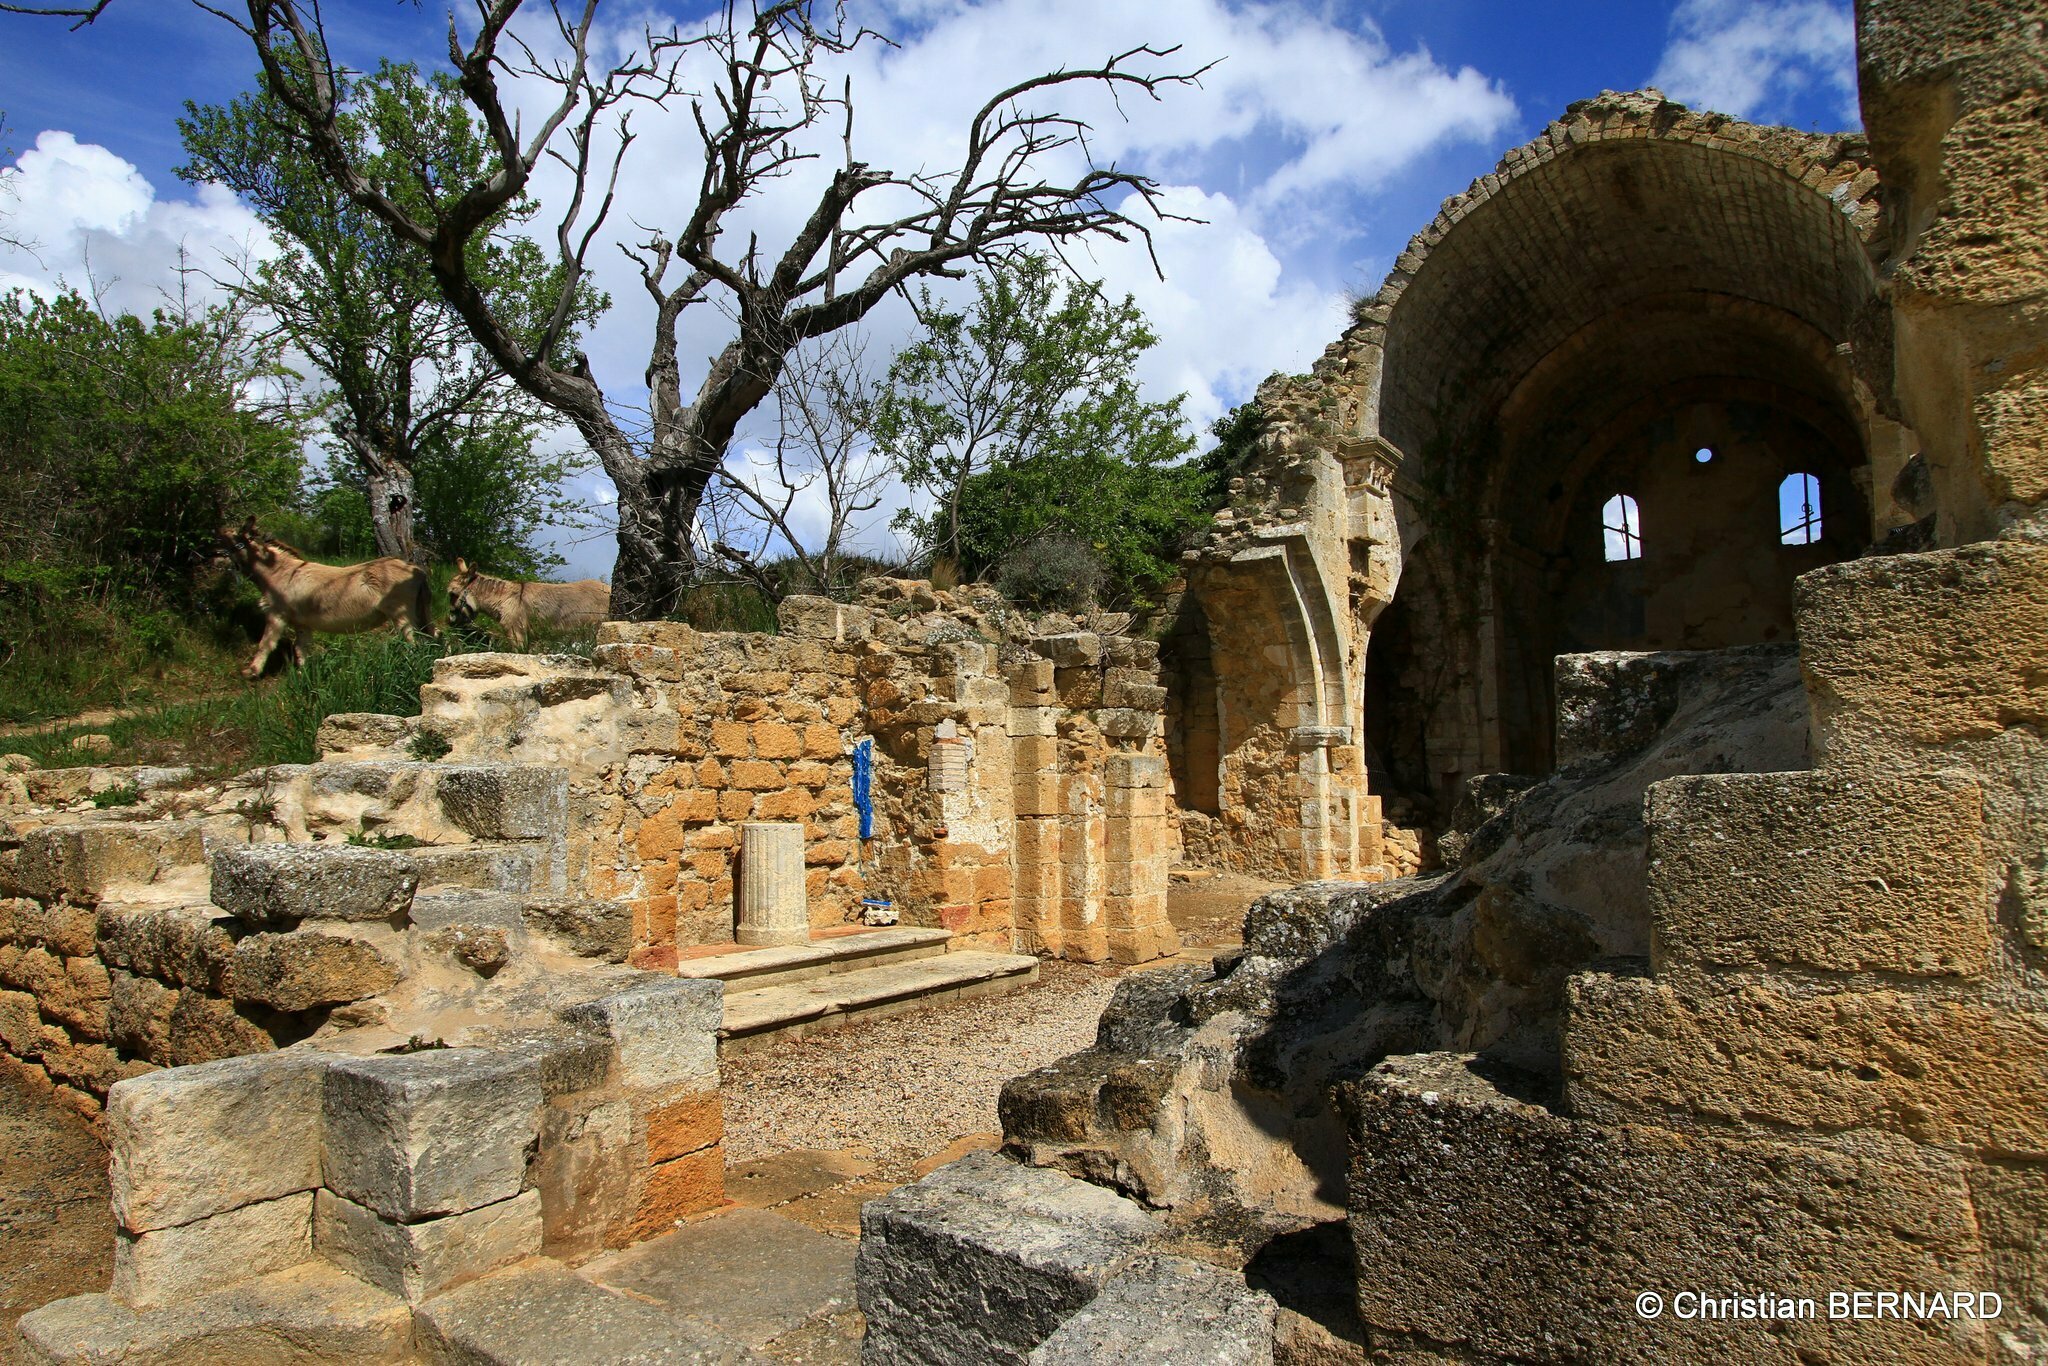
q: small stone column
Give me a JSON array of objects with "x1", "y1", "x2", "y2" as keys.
[{"x1": 737, "y1": 822, "x2": 807, "y2": 946}]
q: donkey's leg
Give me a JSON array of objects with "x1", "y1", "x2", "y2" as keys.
[
  {"x1": 289, "y1": 632, "x2": 306, "y2": 668},
  {"x1": 244, "y1": 614, "x2": 289, "y2": 678}
]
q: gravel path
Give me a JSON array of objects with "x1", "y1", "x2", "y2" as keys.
[{"x1": 720, "y1": 959, "x2": 1126, "y2": 1166}]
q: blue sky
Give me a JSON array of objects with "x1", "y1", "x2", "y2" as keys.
[{"x1": 0, "y1": 0, "x2": 1858, "y2": 577}]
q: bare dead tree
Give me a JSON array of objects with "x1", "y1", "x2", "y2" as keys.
[
  {"x1": 709, "y1": 329, "x2": 895, "y2": 600},
  {"x1": 0, "y1": 1, "x2": 113, "y2": 27},
  {"x1": 198, "y1": 0, "x2": 1208, "y2": 618}
]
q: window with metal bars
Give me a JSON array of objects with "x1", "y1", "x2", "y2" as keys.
[
  {"x1": 1602, "y1": 494, "x2": 1642, "y2": 562},
  {"x1": 1780, "y1": 472, "x2": 1822, "y2": 545}
]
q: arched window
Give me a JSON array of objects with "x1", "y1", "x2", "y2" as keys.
[
  {"x1": 1780, "y1": 472, "x2": 1822, "y2": 545},
  {"x1": 1602, "y1": 494, "x2": 1642, "y2": 562}
]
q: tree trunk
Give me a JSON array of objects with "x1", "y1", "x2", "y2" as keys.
[
  {"x1": 364, "y1": 463, "x2": 419, "y2": 563},
  {"x1": 341, "y1": 428, "x2": 420, "y2": 563}
]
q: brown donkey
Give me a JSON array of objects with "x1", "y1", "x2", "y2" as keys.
[
  {"x1": 218, "y1": 519, "x2": 432, "y2": 677},
  {"x1": 447, "y1": 559, "x2": 610, "y2": 647}
]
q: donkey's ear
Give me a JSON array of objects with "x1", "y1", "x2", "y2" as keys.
[
  {"x1": 454, "y1": 558, "x2": 469, "y2": 575},
  {"x1": 240, "y1": 516, "x2": 258, "y2": 534}
]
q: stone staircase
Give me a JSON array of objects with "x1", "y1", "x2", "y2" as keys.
[{"x1": 678, "y1": 926, "x2": 1039, "y2": 1052}]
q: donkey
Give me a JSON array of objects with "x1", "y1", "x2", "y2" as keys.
[
  {"x1": 218, "y1": 519, "x2": 432, "y2": 677},
  {"x1": 447, "y1": 559, "x2": 611, "y2": 647}
]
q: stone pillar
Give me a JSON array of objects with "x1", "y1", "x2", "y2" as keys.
[{"x1": 737, "y1": 823, "x2": 807, "y2": 946}]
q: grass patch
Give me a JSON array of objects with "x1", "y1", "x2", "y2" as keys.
[
  {"x1": 405, "y1": 728, "x2": 452, "y2": 762},
  {"x1": 89, "y1": 783, "x2": 140, "y2": 808},
  {"x1": 4, "y1": 631, "x2": 453, "y2": 774}
]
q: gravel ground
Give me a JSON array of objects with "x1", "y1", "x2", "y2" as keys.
[{"x1": 720, "y1": 958, "x2": 1127, "y2": 1166}]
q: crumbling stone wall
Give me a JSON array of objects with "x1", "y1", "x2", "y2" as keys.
[{"x1": 334, "y1": 582, "x2": 1177, "y2": 966}]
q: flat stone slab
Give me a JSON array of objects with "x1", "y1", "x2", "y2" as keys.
[
  {"x1": 17, "y1": 1263, "x2": 410, "y2": 1365},
  {"x1": 414, "y1": 1260, "x2": 751, "y2": 1365},
  {"x1": 721, "y1": 952, "x2": 1037, "y2": 1043},
  {"x1": 586, "y1": 1207, "x2": 857, "y2": 1349},
  {"x1": 1028, "y1": 1255, "x2": 1277, "y2": 1364},
  {"x1": 678, "y1": 927, "x2": 949, "y2": 990},
  {"x1": 726, "y1": 1148, "x2": 878, "y2": 1210}
]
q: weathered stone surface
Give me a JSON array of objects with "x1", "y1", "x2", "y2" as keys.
[
  {"x1": 108, "y1": 1049, "x2": 327, "y2": 1232},
  {"x1": 1798, "y1": 542, "x2": 2048, "y2": 768},
  {"x1": 413, "y1": 1261, "x2": 753, "y2": 1365},
  {"x1": 313, "y1": 1187, "x2": 540, "y2": 1302},
  {"x1": 858, "y1": 1151, "x2": 1159, "y2": 1364},
  {"x1": 559, "y1": 977, "x2": 720, "y2": 1091},
  {"x1": 322, "y1": 1047, "x2": 542, "y2": 1221},
  {"x1": 15, "y1": 823, "x2": 207, "y2": 903},
  {"x1": 210, "y1": 844, "x2": 418, "y2": 925},
  {"x1": 1027, "y1": 1256, "x2": 1277, "y2": 1365},
  {"x1": 0, "y1": 985, "x2": 39, "y2": 1054},
  {"x1": 16, "y1": 1262, "x2": 411, "y2": 1366},
  {"x1": 1340, "y1": 1052, "x2": 1990, "y2": 1364},
  {"x1": 96, "y1": 904, "x2": 233, "y2": 991},
  {"x1": 227, "y1": 928, "x2": 401, "y2": 1011},
  {"x1": 314, "y1": 711, "x2": 414, "y2": 759},
  {"x1": 588, "y1": 1207, "x2": 855, "y2": 1349},
  {"x1": 409, "y1": 890, "x2": 525, "y2": 931},
  {"x1": 1646, "y1": 770, "x2": 1993, "y2": 977},
  {"x1": 532, "y1": 1094, "x2": 635, "y2": 1260},
  {"x1": 435, "y1": 765, "x2": 568, "y2": 841},
  {"x1": 1565, "y1": 973, "x2": 2048, "y2": 1159},
  {"x1": 422, "y1": 923, "x2": 512, "y2": 976},
  {"x1": 522, "y1": 899, "x2": 631, "y2": 962},
  {"x1": 110, "y1": 1191, "x2": 314, "y2": 1311}
]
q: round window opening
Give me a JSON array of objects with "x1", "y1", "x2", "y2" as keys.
[{"x1": 1694, "y1": 447, "x2": 1715, "y2": 464}]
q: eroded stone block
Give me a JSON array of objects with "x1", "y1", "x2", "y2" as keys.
[
  {"x1": 858, "y1": 1151, "x2": 1159, "y2": 1365},
  {"x1": 435, "y1": 765, "x2": 568, "y2": 841},
  {"x1": 226, "y1": 928, "x2": 400, "y2": 1011},
  {"x1": 109, "y1": 1050, "x2": 327, "y2": 1232},
  {"x1": 321, "y1": 1047, "x2": 542, "y2": 1221},
  {"x1": 110, "y1": 1191, "x2": 314, "y2": 1311},
  {"x1": 1646, "y1": 770, "x2": 1992, "y2": 977},
  {"x1": 1027, "y1": 1256, "x2": 1276, "y2": 1365},
  {"x1": 210, "y1": 844, "x2": 417, "y2": 926},
  {"x1": 559, "y1": 977, "x2": 721, "y2": 1092},
  {"x1": 312, "y1": 1187, "x2": 540, "y2": 1302}
]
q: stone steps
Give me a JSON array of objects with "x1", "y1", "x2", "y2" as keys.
[
  {"x1": 676, "y1": 926, "x2": 951, "y2": 992},
  {"x1": 718, "y1": 949, "x2": 1039, "y2": 1052}
]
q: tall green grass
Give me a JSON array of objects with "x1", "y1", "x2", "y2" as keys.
[{"x1": 5, "y1": 632, "x2": 452, "y2": 772}]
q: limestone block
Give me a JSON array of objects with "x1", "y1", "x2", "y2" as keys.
[
  {"x1": 313, "y1": 1187, "x2": 540, "y2": 1302},
  {"x1": 1026, "y1": 1256, "x2": 1276, "y2": 1365},
  {"x1": 1340, "y1": 1052, "x2": 1990, "y2": 1365},
  {"x1": 111, "y1": 1191, "x2": 314, "y2": 1310},
  {"x1": 160, "y1": 993, "x2": 272, "y2": 1068},
  {"x1": 106, "y1": 971, "x2": 177, "y2": 1061},
  {"x1": 1037, "y1": 634, "x2": 1102, "y2": 668},
  {"x1": 737, "y1": 822, "x2": 807, "y2": 947},
  {"x1": 17, "y1": 1263, "x2": 411, "y2": 1366},
  {"x1": 1098, "y1": 709, "x2": 1163, "y2": 740},
  {"x1": 413, "y1": 1261, "x2": 752, "y2": 1365},
  {"x1": 1564, "y1": 973, "x2": 2048, "y2": 1158},
  {"x1": 109, "y1": 1049, "x2": 327, "y2": 1232},
  {"x1": 558, "y1": 976, "x2": 722, "y2": 1091},
  {"x1": 0, "y1": 986, "x2": 38, "y2": 1055},
  {"x1": 321, "y1": 1047, "x2": 543, "y2": 1221},
  {"x1": 778, "y1": 594, "x2": 874, "y2": 641},
  {"x1": 858, "y1": 1151, "x2": 1159, "y2": 1365},
  {"x1": 227, "y1": 928, "x2": 400, "y2": 1012},
  {"x1": 620, "y1": 1147, "x2": 726, "y2": 1244},
  {"x1": 645, "y1": 1086, "x2": 723, "y2": 1163},
  {"x1": 313, "y1": 712, "x2": 413, "y2": 760},
  {"x1": 96, "y1": 904, "x2": 233, "y2": 991},
  {"x1": 1646, "y1": 770, "x2": 1993, "y2": 977},
  {"x1": 435, "y1": 765, "x2": 569, "y2": 841},
  {"x1": 209, "y1": 844, "x2": 417, "y2": 926},
  {"x1": 1797, "y1": 542, "x2": 2048, "y2": 767},
  {"x1": 16, "y1": 822, "x2": 207, "y2": 903},
  {"x1": 532, "y1": 1094, "x2": 636, "y2": 1260}
]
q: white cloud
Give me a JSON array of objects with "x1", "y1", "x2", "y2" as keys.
[
  {"x1": 1651, "y1": 0, "x2": 1858, "y2": 127},
  {"x1": 0, "y1": 130, "x2": 274, "y2": 316}
]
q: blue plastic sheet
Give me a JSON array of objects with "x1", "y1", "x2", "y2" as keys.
[{"x1": 851, "y1": 737, "x2": 873, "y2": 840}]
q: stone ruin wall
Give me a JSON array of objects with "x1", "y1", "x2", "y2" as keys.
[{"x1": 0, "y1": 577, "x2": 1180, "y2": 1135}]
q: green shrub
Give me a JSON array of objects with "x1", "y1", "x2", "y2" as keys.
[
  {"x1": 90, "y1": 784, "x2": 141, "y2": 808},
  {"x1": 996, "y1": 535, "x2": 1103, "y2": 612},
  {"x1": 406, "y1": 728, "x2": 453, "y2": 761}
]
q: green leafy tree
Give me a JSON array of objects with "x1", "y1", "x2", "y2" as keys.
[
  {"x1": 0, "y1": 287, "x2": 305, "y2": 714},
  {"x1": 875, "y1": 256, "x2": 1203, "y2": 606},
  {"x1": 178, "y1": 63, "x2": 604, "y2": 568}
]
